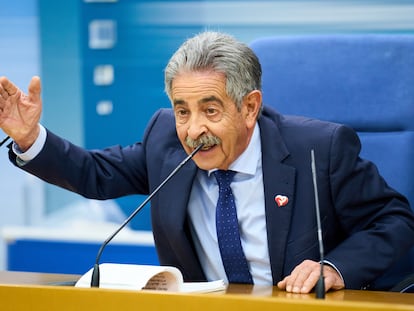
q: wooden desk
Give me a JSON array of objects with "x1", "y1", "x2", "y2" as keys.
[{"x1": 0, "y1": 271, "x2": 413, "y2": 311}]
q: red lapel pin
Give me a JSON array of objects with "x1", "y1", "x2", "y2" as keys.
[{"x1": 275, "y1": 195, "x2": 289, "y2": 207}]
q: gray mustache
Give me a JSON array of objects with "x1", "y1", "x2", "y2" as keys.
[{"x1": 185, "y1": 135, "x2": 222, "y2": 148}]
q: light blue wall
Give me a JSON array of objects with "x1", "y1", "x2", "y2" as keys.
[
  {"x1": 38, "y1": 0, "x2": 86, "y2": 213},
  {"x1": 0, "y1": 1, "x2": 42, "y2": 221},
  {"x1": 0, "y1": 0, "x2": 43, "y2": 270}
]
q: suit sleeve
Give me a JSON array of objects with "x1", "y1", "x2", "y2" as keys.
[{"x1": 8, "y1": 110, "x2": 166, "y2": 199}]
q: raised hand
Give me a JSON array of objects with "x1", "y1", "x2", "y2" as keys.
[{"x1": 0, "y1": 76, "x2": 42, "y2": 151}]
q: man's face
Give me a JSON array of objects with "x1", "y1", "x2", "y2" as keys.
[{"x1": 172, "y1": 71, "x2": 260, "y2": 170}]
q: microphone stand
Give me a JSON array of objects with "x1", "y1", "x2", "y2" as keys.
[
  {"x1": 311, "y1": 149, "x2": 325, "y2": 299},
  {"x1": 90, "y1": 143, "x2": 204, "y2": 287},
  {"x1": 0, "y1": 136, "x2": 10, "y2": 147}
]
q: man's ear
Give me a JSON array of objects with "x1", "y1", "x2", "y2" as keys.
[{"x1": 243, "y1": 90, "x2": 262, "y2": 127}]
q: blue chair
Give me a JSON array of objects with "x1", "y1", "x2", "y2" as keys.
[{"x1": 250, "y1": 34, "x2": 414, "y2": 292}]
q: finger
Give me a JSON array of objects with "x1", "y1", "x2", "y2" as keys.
[
  {"x1": 282, "y1": 260, "x2": 320, "y2": 293},
  {"x1": 288, "y1": 265, "x2": 317, "y2": 293},
  {"x1": 0, "y1": 77, "x2": 9, "y2": 100},
  {"x1": 322, "y1": 265, "x2": 345, "y2": 291},
  {"x1": 277, "y1": 278, "x2": 287, "y2": 289},
  {"x1": 28, "y1": 76, "x2": 41, "y2": 102},
  {"x1": 298, "y1": 268, "x2": 321, "y2": 293},
  {"x1": 0, "y1": 76, "x2": 18, "y2": 97},
  {"x1": 280, "y1": 273, "x2": 299, "y2": 293}
]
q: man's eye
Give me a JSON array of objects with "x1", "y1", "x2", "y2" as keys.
[
  {"x1": 206, "y1": 108, "x2": 217, "y2": 115},
  {"x1": 205, "y1": 107, "x2": 223, "y2": 122},
  {"x1": 175, "y1": 109, "x2": 190, "y2": 124},
  {"x1": 175, "y1": 109, "x2": 188, "y2": 116}
]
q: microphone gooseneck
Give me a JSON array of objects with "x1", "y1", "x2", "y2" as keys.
[
  {"x1": 311, "y1": 149, "x2": 325, "y2": 299},
  {"x1": 0, "y1": 136, "x2": 10, "y2": 147},
  {"x1": 90, "y1": 143, "x2": 204, "y2": 287}
]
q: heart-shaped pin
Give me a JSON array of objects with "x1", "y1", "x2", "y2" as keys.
[{"x1": 275, "y1": 195, "x2": 289, "y2": 207}]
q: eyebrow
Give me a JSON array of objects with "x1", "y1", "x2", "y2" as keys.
[
  {"x1": 173, "y1": 95, "x2": 224, "y2": 108},
  {"x1": 199, "y1": 95, "x2": 224, "y2": 107},
  {"x1": 173, "y1": 99, "x2": 186, "y2": 107}
]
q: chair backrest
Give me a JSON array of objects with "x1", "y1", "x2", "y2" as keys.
[{"x1": 249, "y1": 34, "x2": 414, "y2": 290}]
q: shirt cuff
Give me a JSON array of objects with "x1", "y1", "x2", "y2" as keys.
[{"x1": 13, "y1": 124, "x2": 47, "y2": 165}]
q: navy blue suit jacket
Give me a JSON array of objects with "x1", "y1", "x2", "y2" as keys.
[{"x1": 10, "y1": 106, "x2": 414, "y2": 289}]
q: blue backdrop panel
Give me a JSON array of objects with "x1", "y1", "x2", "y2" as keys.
[{"x1": 7, "y1": 239, "x2": 159, "y2": 274}]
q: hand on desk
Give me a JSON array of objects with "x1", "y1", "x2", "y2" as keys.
[{"x1": 277, "y1": 259, "x2": 345, "y2": 294}]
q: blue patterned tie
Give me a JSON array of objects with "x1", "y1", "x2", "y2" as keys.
[{"x1": 214, "y1": 170, "x2": 253, "y2": 284}]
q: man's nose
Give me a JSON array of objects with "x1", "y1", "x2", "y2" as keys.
[{"x1": 187, "y1": 114, "x2": 207, "y2": 140}]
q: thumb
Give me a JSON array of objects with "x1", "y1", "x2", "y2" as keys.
[
  {"x1": 1, "y1": 76, "x2": 19, "y2": 96},
  {"x1": 28, "y1": 75, "x2": 41, "y2": 102},
  {"x1": 277, "y1": 278, "x2": 287, "y2": 289}
]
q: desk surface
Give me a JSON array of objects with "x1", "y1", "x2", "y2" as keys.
[{"x1": 0, "y1": 271, "x2": 413, "y2": 311}]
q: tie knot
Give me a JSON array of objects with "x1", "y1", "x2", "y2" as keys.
[{"x1": 213, "y1": 170, "x2": 236, "y2": 188}]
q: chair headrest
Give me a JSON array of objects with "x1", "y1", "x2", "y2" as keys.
[{"x1": 250, "y1": 35, "x2": 414, "y2": 131}]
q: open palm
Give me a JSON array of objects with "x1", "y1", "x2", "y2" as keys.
[{"x1": 0, "y1": 76, "x2": 42, "y2": 150}]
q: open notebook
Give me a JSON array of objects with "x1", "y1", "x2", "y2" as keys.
[{"x1": 75, "y1": 263, "x2": 226, "y2": 293}]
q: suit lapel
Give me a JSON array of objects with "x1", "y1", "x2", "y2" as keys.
[
  {"x1": 158, "y1": 147, "x2": 197, "y2": 232},
  {"x1": 259, "y1": 113, "x2": 296, "y2": 284}
]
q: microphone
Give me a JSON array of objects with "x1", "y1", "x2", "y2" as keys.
[
  {"x1": 90, "y1": 143, "x2": 204, "y2": 287},
  {"x1": 0, "y1": 135, "x2": 10, "y2": 147},
  {"x1": 310, "y1": 149, "x2": 325, "y2": 299}
]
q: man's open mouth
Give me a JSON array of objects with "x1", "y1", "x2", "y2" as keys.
[
  {"x1": 200, "y1": 144, "x2": 216, "y2": 151},
  {"x1": 186, "y1": 135, "x2": 221, "y2": 151}
]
